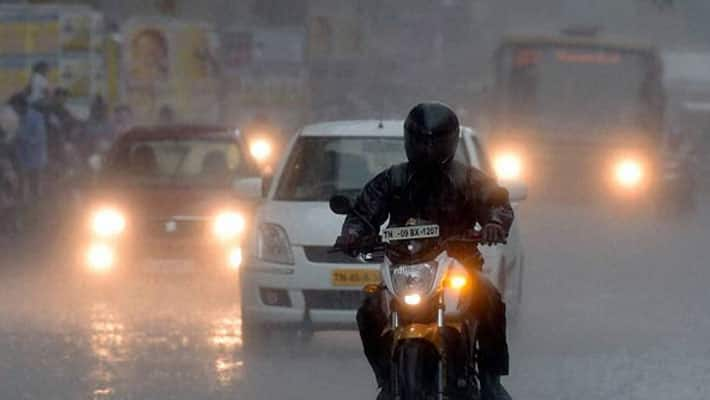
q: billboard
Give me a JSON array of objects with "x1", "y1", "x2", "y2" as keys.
[
  {"x1": 0, "y1": 5, "x2": 105, "y2": 112},
  {"x1": 123, "y1": 17, "x2": 219, "y2": 124},
  {"x1": 220, "y1": 28, "x2": 308, "y2": 127}
]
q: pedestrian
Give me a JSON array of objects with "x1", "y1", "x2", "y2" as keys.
[
  {"x1": 84, "y1": 95, "x2": 112, "y2": 157},
  {"x1": 46, "y1": 88, "x2": 77, "y2": 171},
  {"x1": 0, "y1": 125, "x2": 19, "y2": 234},
  {"x1": 85, "y1": 95, "x2": 110, "y2": 138},
  {"x1": 16, "y1": 61, "x2": 50, "y2": 207},
  {"x1": 110, "y1": 104, "x2": 134, "y2": 138}
]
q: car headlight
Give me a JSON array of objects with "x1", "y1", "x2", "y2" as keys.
[
  {"x1": 614, "y1": 159, "x2": 644, "y2": 188},
  {"x1": 389, "y1": 261, "x2": 438, "y2": 301},
  {"x1": 494, "y1": 152, "x2": 523, "y2": 181},
  {"x1": 249, "y1": 139, "x2": 273, "y2": 163},
  {"x1": 256, "y1": 223, "x2": 294, "y2": 265},
  {"x1": 213, "y1": 212, "x2": 246, "y2": 241},
  {"x1": 228, "y1": 247, "x2": 242, "y2": 270},
  {"x1": 91, "y1": 208, "x2": 126, "y2": 237},
  {"x1": 86, "y1": 242, "x2": 114, "y2": 272}
]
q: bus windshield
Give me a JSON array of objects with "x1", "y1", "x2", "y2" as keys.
[{"x1": 496, "y1": 44, "x2": 662, "y2": 136}]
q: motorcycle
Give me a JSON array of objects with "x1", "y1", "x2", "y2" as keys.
[{"x1": 330, "y1": 195, "x2": 487, "y2": 400}]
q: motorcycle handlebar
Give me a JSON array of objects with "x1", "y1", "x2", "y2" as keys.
[{"x1": 330, "y1": 229, "x2": 487, "y2": 255}]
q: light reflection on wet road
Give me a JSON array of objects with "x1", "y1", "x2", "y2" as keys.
[
  {"x1": 0, "y1": 270, "x2": 371, "y2": 400},
  {"x1": 1, "y1": 201, "x2": 709, "y2": 400},
  {"x1": 0, "y1": 274, "x2": 255, "y2": 399}
]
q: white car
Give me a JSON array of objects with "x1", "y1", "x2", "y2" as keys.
[{"x1": 240, "y1": 120, "x2": 527, "y2": 343}]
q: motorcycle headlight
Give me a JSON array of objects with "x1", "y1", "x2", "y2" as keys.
[
  {"x1": 213, "y1": 211, "x2": 246, "y2": 241},
  {"x1": 256, "y1": 223, "x2": 294, "y2": 265},
  {"x1": 389, "y1": 262, "x2": 438, "y2": 300},
  {"x1": 91, "y1": 208, "x2": 126, "y2": 238}
]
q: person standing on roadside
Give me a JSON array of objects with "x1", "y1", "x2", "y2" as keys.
[{"x1": 16, "y1": 61, "x2": 50, "y2": 207}]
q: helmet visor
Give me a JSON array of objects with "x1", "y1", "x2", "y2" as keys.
[{"x1": 405, "y1": 129, "x2": 459, "y2": 166}]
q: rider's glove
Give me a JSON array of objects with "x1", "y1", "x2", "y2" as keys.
[
  {"x1": 334, "y1": 233, "x2": 360, "y2": 257},
  {"x1": 481, "y1": 222, "x2": 507, "y2": 246}
]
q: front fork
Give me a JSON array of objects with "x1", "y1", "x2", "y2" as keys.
[
  {"x1": 436, "y1": 294, "x2": 446, "y2": 400},
  {"x1": 390, "y1": 292, "x2": 448, "y2": 400}
]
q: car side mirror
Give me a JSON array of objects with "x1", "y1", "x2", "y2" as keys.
[
  {"x1": 329, "y1": 195, "x2": 353, "y2": 215},
  {"x1": 261, "y1": 173, "x2": 273, "y2": 198},
  {"x1": 501, "y1": 180, "x2": 528, "y2": 203},
  {"x1": 232, "y1": 177, "x2": 263, "y2": 199}
]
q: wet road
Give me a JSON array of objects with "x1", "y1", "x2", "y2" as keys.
[{"x1": 1, "y1": 201, "x2": 709, "y2": 400}]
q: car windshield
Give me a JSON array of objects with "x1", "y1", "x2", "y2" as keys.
[
  {"x1": 275, "y1": 136, "x2": 469, "y2": 201},
  {"x1": 107, "y1": 138, "x2": 255, "y2": 187}
]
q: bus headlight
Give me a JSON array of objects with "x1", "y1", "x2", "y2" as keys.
[
  {"x1": 91, "y1": 208, "x2": 126, "y2": 238},
  {"x1": 614, "y1": 159, "x2": 644, "y2": 188},
  {"x1": 494, "y1": 152, "x2": 523, "y2": 181},
  {"x1": 213, "y1": 212, "x2": 246, "y2": 241}
]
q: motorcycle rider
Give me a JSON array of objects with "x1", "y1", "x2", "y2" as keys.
[{"x1": 335, "y1": 102, "x2": 514, "y2": 400}]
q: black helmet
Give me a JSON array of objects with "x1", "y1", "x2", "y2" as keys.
[{"x1": 404, "y1": 102, "x2": 460, "y2": 169}]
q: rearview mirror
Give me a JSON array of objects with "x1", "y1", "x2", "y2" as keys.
[
  {"x1": 486, "y1": 187, "x2": 510, "y2": 207},
  {"x1": 329, "y1": 195, "x2": 353, "y2": 215},
  {"x1": 232, "y1": 177, "x2": 263, "y2": 199}
]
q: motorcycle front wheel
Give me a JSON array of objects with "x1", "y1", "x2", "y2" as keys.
[
  {"x1": 394, "y1": 335, "x2": 478, "y2": 400},
  {"x1": 395, "y1": 339, "x2": 439, "y2": 400}
]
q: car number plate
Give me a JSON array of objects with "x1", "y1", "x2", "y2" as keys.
[
  {"x1": 331, "y1": 269, "x2": 380, "y2": 287},
  {"x1": 381, "y1": 224, "x2": 440, "y2": 242},
  {"x1": 144, "y1": 259, "x2": 194, "y2": 273}
]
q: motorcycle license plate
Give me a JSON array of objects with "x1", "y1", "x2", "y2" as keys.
[
  {"x1": 331, "y1": 269, "x2": 380, "y2": 286},
  {"x1": 381, "y1": 224, "x2": 440, "y2": 242}
]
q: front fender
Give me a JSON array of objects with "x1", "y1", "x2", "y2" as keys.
[
  {"x1": 392, "y1": 322, "x2": 464, "y2": 355},
  {"x1": 393, "y1": 323, "x2": 444, "y2": 354}
]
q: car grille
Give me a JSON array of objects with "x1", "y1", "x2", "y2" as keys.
[
  {"x1": 302, "y1": 246, "x2": 383, "y2": 264},
  {"x1": 144, "y1": 219, "x2": 208, "y2": 239},
  {"x1": 303, "y1": 290, "x2": 366, "y2": 311}
]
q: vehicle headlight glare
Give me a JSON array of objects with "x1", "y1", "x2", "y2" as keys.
[
  {"x1": 228, "y1": 247, "x2": 242, "y2": 270},
  {"x1": 494, "y1": 153, "x2": 523, "y2": 181},
  {"x1": 404, "y1": 294, "x2": 422, "y2": 306},
  {"x1": 449, "y1": 274, "x2": 468, "y2": 290},
  {"x1": 214, "y1": 212, "x2": 246, "y2": 241},
  {"x1": 87, "y1": 243, "x2": 114, "y2": 272},
  {"x1": 91, "y1": 208, "x2": 126, "y2": 237},
  {"x1": 615, "y1": 159, "x2": 643, "y2": 188},
  {"x1": 390, "y1": 262, "x2": 438, "y2": 298},
  {"x1": 250, "y1": 139, "x2": 272, "y2": 163}
]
